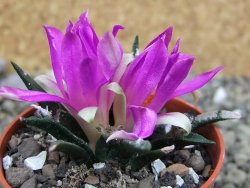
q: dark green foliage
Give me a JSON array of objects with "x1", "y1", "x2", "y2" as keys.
[
  {"x1": 151, "y1": 132, "x2": 214, "y2": 150},
  {"x1": 50, "y1": 140, "x2": 94, "y2": 166},
  {"x1": 132, "y1": 35, "x2": 139, "y2": 56},
  {"x1": 95, "y1": 135, "x2": 109, "y2": 162},
  {"x1": 192, "y1": 110, "x2": 241, "y2": 130},
  {"x1": 109, "y1": 139, "x2": 151, "y2": 158},
  {"x1": 129, "y1": 149, "x2": 166, "y2": 171},
  {"x1": 178, "y1": 132, "x2": 215, "y2": 145},
  {"x1": 58, "y1": 111, "x2": 88, "y2": 142},
  {"x1": 21, "y1": 116, "x2": 96, "y2": 161}
]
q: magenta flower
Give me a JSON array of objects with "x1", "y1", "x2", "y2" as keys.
[
  {"x1": 0, "y1": 12, "x2": 223, "y2": 145},
  {"x1": 106, "y1": 27, "x2": 223, "y2": 141},
  {"x1": 0, "y1": 12, "x2": 123, "y2": 114}
]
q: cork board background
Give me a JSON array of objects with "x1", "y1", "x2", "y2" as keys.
[{"x1": 0, "y1": 0, "x2": 249, "y2": 76}]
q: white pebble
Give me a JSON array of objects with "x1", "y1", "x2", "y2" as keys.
[
  {"x1": 151, "y1": 159, "x2": 166, "y2": 177},
  {"x1": 2, "y1": 155, "x2": 13, "y2": 170},
  {"x1": 176, "y1": 175, "x2": 184, "y2": 187},
  {"x1": 57, "y1": 180, "x2": 62, "y2": 186},
  {"x1": 188, "y1": 168, "x2": 199, "y2": 184},
  {"x1": 24, "y1": 151, "x2": 47, "y2": 170},
  {"x1": 93, "y1": 162, "x2": 105, "y2": 170},
  {"x1": 184, "y1": 145, "x2": 194, "y2": 149},
  {"x1": 85, "y1": 184, "x2": 97, "y2": 188},
  {"x1": 213, "y1": 87, "x2": 227, "y2": 104},
  {"x1": 33, "y1": 134, "x2": 41, "y2": 140}
]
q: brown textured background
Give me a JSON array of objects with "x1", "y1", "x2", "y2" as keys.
[{"x1": 0, "y1": 0, "x2": 249, "y2": 76}]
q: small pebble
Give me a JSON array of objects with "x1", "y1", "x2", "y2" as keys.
[
  {"x1": 33, "y1": 134, "x2": 41, "y2": 140},
  {"x1": 85, "y1": 184, "x2": 97, "y2": 188},
  {"x1": 84, "y1": 175, "x2": 100, "y2": 185},
  {"x1": 188, "y1": 168, "x2": 199, "y2": 184},
  {"x1": 202, "y1": 165, "x2": 212, "y2": 178},
  {"x1": 186, "y1": 153, "x2": 205, "y2": 172},
  {"x1": 151, "y1": 159, "x2": 166, "y2": 176},
  {"x1": 93, "y1": 162, "x2": 106, "y2": 170},
  {"x1": 42, "y1": 164, "x2": 56, "y2": 180},
  {"x1": 57, "y1": 180, "x2": 63, "y2": 186},
  {"x1": 24, "y1": 151, "x2": 47, "y2": 170},
  {"x1": 3, "y1": 155, "x2": 13, "y2": 170},
  {"x1": 176, "y1": 175, "x2": 184, "y2": 187},
  {"x1": 161, "y1": 163, "x2": 189, "y2": 177}
]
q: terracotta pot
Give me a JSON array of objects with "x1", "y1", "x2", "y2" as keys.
[{"x1": 0, "y1": 98, "x2": 224, "y2": 188}]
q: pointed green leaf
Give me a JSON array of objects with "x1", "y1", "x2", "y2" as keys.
[
  {"x1": 132, "y1": 35, "x2": 139, "y2": 56},
  {"x1": 22, "y1": 116, "x2": 95, "y2": 161},
  {"x1": 11, "y1": 62, "x2": 59, "y2": 112},
  {"x1": 50, "y1": 140, "x2": 93, "y2": 166},
  {"x1": 178, "y1": 132, "x2": 215, "y2": 145},
  {"x1": 11, "y1": 62, "x2": 45, "y2": 91},
  {"x1": 192, "y1": 110, "x2": 241, "y2": 130},
  {"x1": 151, "y1": 132, "x2": 215, "y2": 150}
]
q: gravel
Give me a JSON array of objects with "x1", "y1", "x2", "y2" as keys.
[{"x1": 0, "y1": 76, "x2": 249, "y2": 187}]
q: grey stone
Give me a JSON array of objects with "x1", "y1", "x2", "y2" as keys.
[
  {"x1": 20, "y1": 176, "x2": 37, "y2": 188},
  {"x1": 36, "y1": 174, "x2": 48, "y2": 183},
  {"x1": 5, "y1": 167, "x2": 33, "y2": 187},
  {"x1": 138, "y1": 175, "x2": 158, "y2": 188},
  {"x1": 202, "y1": 165, "x2": 212, "y2": 178},
  {"x1": 42, "y1": 164, "x2": 56, "y2": 180},
  {"x1": 48, "y1": 179, "x2": 57, "y2": 186},
  {"x1": 8, "y1": 135, "x2": 21, "y2": 150},
  {"x1": 225, "y1": 167, "x2": 247, "y2": 186},
  {"x1": 18, "y1": 138, "x2": 41, "y2": 158},
  {"x1": 174, "y1": 150, "x2": 191, "y2": 162},
  {"x1": 186, "y1": 154, "x2": 205, "y2": 172}
]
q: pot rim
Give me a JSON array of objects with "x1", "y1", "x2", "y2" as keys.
[{"x1": 0, "y1": 98, "x2": 225, "y2": 188}]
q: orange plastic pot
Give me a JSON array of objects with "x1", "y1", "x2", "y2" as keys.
[{"x1": 0, "y1": 98, "x2": 224, "y2": 188}]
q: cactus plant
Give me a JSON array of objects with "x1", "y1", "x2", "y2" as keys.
[{"x1": 0, "y1": 11, "x2": 241, "y2": 173}]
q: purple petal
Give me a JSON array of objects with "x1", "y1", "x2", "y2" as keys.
[
  {"x1": 121, "y1": 38, "x2": 168, "y2": 106},
  {"x1": 0, "y1": 87, "x2": 69, "y2": 106},
  {"x1": 43, "y1": 26, "x2": 67, "y2": 98},
  {"x1": 66, "y1": 20, "x2": 73, "y2": 32},
  {"x1": 80, "y1": 58, "x2": 106, "y2": 106},
  {"x1": 112, "y1": 25, "x2": 125, "y2": 37},
  {"x1": 145, "y1": 26, "x2": 173, "y2": 49},
  {"x1": 73, "y1": 11, "x2": 99, "y2": 57},
  {"x1": 158, "y1": 53, "x2": 179, "y2": 87},
  {"x1": 97, "y1": 32, "x2": 123, "y2": 80},
  {"x1": 171, "y1": 39, "x2": 180, "y2": 54},
  {"x1": 171, "y1": 66, "x2": 224, "y2": 98},
  {"x1": 149, "y1": 57, "x2": 194, "y2": 112},
  {"x1": 106, "y1": 130, "x2": 138, "y2": 142},
  {"x1": 61, "y1": 32, "x2": 85, "y2": 109},
  {"x1": 129, "y1": 105, "x2": 157, "y2": 138}
]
